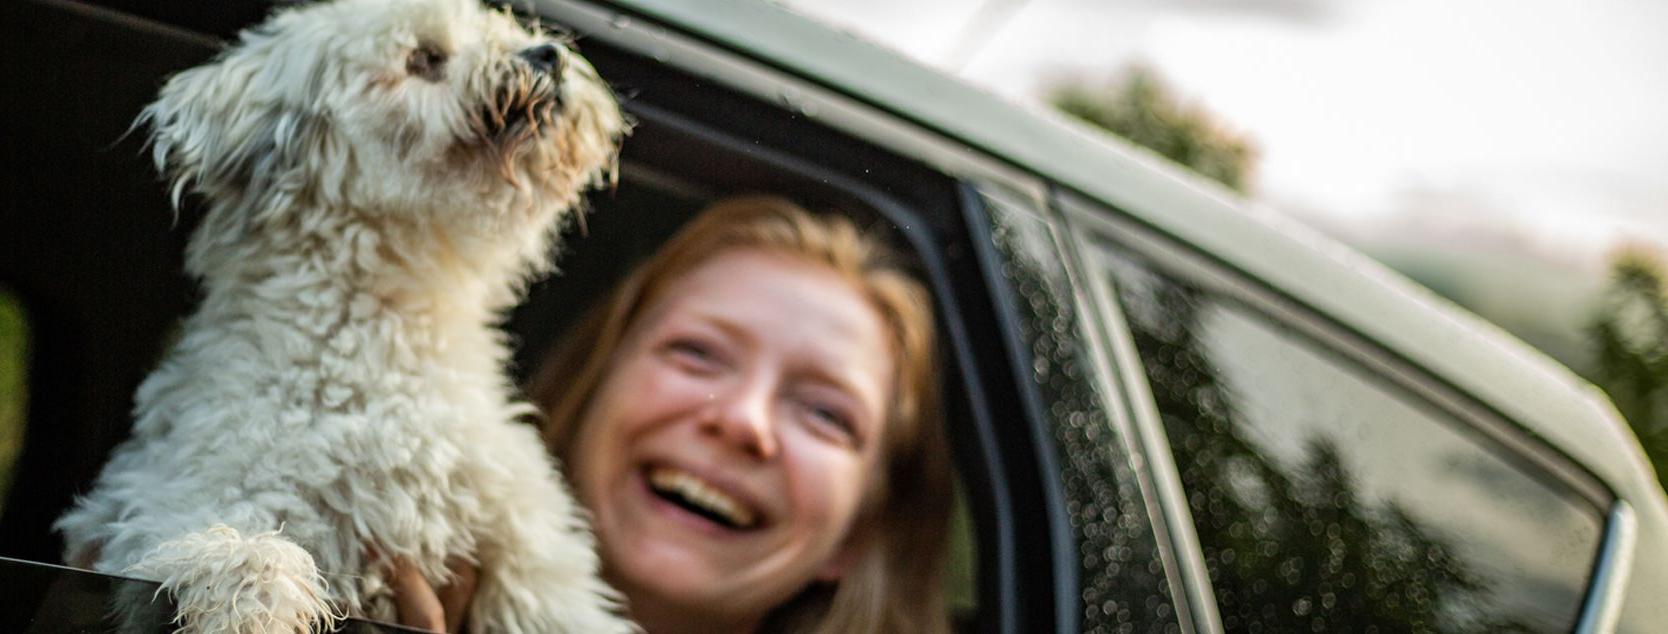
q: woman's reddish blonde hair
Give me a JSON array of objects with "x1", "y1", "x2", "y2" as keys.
[{"x1": 528, "y1": 195, "x2": 952, "y2": 633}]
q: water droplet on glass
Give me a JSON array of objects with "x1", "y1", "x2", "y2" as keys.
[{"x1": 1293, "y1": 597, "x2": 1313, "y2": 616}]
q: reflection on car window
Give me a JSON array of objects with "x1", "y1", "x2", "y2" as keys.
[
  {"x1": 0, "y1": 287, "x2": 27, "y2": 519},
  {"x1": 1099, "y1": 249, "x2": 1604, "y2": 632},
  {"x1": 983, "y1": 194, "x2": 1179, "y2": 633}
]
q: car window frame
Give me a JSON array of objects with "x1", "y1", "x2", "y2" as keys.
[{"x1": 1051, "y1": 190, "x2": 1225, "y2": 634}]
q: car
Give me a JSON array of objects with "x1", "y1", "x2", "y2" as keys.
[{"x1": 3, "y1": 0, "x2": 1665, "y2": 632}]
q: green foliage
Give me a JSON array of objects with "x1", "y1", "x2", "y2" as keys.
[
  {"x1": 1048, "y1": 66, "x2": 1259, "y2": 193},
  {"x1": 1587, "y1": 247, "x2": 1668, "y2": 484},
  {"x1": 0, "y1": 287, "x2": 27, "y2": 515}
]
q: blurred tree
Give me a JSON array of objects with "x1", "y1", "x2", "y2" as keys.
[
  {"x1": 1587, "y1": 246, "x2": 1668, "y2": 484},
  {"x1": 1048, "y1": 65, "x2": 1259, "y2": 193},
  {"x1": 1122, "y1": 271, "x2": 1532, "y2": 632}
]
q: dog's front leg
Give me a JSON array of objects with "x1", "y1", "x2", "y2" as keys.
[
  {"x1": 130, "y1": 525, "x2": 341, "y2": 634},
  {"x1": 462, "y1": 426, "x2": 635, "y2": 634},
  {"x1": 467, "y1": 504, "x2": 635, "y2": 634}
]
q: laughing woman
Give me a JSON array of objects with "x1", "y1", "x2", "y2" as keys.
[{"x1": 392, "y1": 195, "x2": 955, "y2": 633}]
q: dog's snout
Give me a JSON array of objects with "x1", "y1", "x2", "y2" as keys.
[{"x1": 519, "y1": 44, "x2": 563, "y2": 76}]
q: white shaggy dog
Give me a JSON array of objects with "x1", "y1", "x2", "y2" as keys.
[{"x1": 53, "y1": 0, "x2": 632, "y2": 632}]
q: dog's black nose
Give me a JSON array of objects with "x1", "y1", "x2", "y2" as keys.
[{"x1": 519, "y1": 44, "x2": 563, "y2": 75}]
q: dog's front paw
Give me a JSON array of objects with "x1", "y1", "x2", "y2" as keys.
[{"x1": 130, "y1": 525, "x2": 343, "y2": 634}]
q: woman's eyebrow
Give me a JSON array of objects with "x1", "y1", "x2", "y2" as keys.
[
  {"x1": 688, "y1": 309, "x2": 885, "y2": 414},
  {"x1": 683, "y1": 310, "x2": 754, "y2": 346}
]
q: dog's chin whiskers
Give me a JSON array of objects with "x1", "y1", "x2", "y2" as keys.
[
  {"x1": 489, "y1": 98, "x2": 508, "y2": 133},
  {"x1": 525, "y1": 102, "x2": 545, "y2": 139},
  {"x1": 462, "y1": 68, "x2": 570, "y2": 191},
  {"x1": 498, "y1": 145, "x2": 521, "y2": 187}
]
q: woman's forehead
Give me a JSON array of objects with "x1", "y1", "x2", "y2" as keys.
[
  {"x1": 673, "y1": 253, "x2": 876, "y2": 337},
  {"x1": 645, "y1": 251, "x2": 894, "y2": 388}
]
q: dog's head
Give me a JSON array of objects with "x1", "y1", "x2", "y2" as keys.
[{"x1": 146, "y1": 0, "x2": 628, "y2": 286}]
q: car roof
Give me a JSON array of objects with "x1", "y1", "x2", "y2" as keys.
[{"x1": 583, "y1": 0, "x2": 1667, "y2": 514}]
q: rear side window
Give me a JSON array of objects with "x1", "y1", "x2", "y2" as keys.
[{"x1": 1095, "y1": 247, "x2": 1605, "y2": 632}]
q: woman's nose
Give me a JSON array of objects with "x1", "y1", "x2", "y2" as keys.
[{"x1": 700, "y1": 380, "x2": 779, "y2": 460}]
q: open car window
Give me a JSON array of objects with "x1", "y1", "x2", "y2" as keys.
[{"x1": 1, "y1": 0, "x2": 1010, "y2": 629}]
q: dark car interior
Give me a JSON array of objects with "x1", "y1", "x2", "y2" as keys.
[{"x1": 2, "y1": 0, "x2": 1052, "y2": 629}]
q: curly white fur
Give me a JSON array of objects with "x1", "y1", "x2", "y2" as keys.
[
  {"x1": 53, "y1": 0, "x2": 633, "y2": 631},
  {"x1": 130, "y1": 525, "x2": 341, "y2": 634}
]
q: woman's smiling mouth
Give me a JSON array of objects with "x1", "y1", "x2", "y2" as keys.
[{"x1": 646, "y1": 466, "x2": 760, "y2": 530}]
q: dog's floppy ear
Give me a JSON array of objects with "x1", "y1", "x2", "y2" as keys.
[{"x1": 139, "y1": 21, "x2": 332, "y2": 217}]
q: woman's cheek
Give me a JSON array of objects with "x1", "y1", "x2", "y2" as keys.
[
  {"x1": 629, "y1": 358, "x2": 711, "y2": 406},
  {"x1": 782, "y1": 427, "x2": 870, "y2": 520}
]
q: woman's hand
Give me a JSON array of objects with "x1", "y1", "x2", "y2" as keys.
[{"x1": 381, "y1": 552, "x2": 479, "y2": 633}]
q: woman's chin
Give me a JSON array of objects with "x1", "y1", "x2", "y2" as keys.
[
  {"x1": 601, "y1": 480, "x2": 745, "y2": 592},
  {"x1": 603, "y1": 539, "x2": 759, "y2": 631}
]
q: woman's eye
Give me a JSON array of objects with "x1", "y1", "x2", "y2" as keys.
[
  {"x1": 406, "y1": 45, "x2": 447, "y2": 81},
  {"x1": 664, "y1": 339, "x2": 720, "y2": 371},
  {"x1": 801, "y1": 401, "x2": 859, "y2": 443}
]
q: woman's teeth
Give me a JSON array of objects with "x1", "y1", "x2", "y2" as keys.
[{"x1": 647, "y1": 466, "x2": 758, "y2": 529}]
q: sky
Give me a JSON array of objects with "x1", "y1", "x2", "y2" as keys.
[{"x1": 773, "y1": 0, "x2": 1668, "y2": 273}]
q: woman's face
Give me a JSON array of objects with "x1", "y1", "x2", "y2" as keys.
[{"x1": 568, "y1": 249, "x2": 895, "y2": 631}]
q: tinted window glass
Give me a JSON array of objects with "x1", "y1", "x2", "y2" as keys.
[
  {"x1": 1098, "y1": 248, "x2": 1604, "y2": 632},
  {"x1": 0, "y1": 288, "x2": 26, "y2": 519},
  {"x1": 983, "y1": 194, "x2": 1179, "y2": 633}
]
